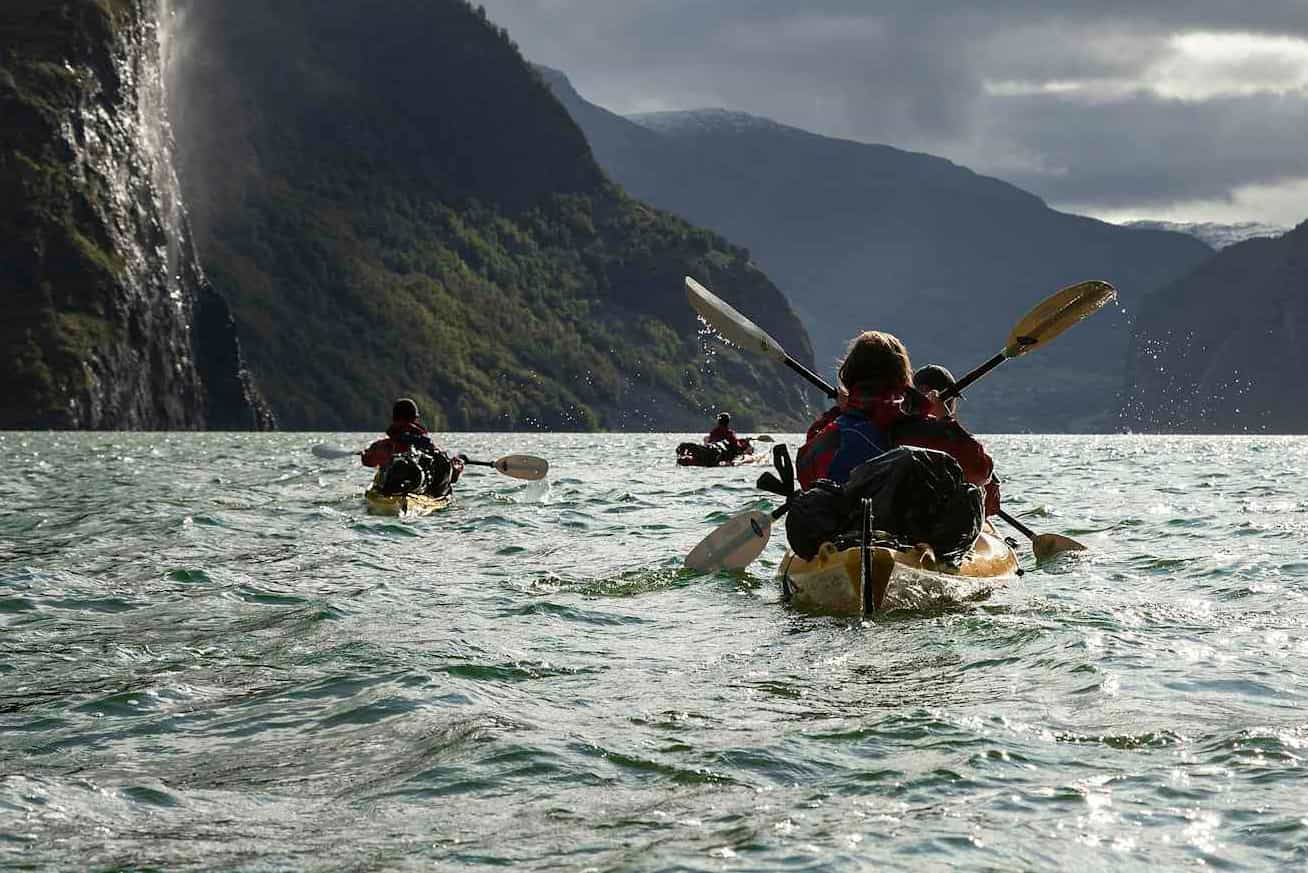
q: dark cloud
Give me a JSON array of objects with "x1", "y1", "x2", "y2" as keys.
[{"x1": 479, "y1": 1, "x2": 1308, "y2": 221}]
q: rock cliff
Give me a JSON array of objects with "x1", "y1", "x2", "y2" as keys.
[{"x1": 0, "y1": 0, "x2": 271, "y2": 430}]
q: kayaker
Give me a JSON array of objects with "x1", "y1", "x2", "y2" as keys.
[
  {"x1": 896, "y1": 364, "x2": 1001, "y2": 516},
  {"x1": 704, "y1": 412, "x2": 752, "y2": 458},
  {"x1": 362, "y1": 398, "x2": 464, "y2": 496},
  {"x1": 796, "y1": 330, "x2": 914, "y2": 488},
  {"x1": 795, "y1": 334, "x2": 997, "y2": 513}
]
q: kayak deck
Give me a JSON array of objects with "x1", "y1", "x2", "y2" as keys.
[
  {"x1": 778, "y1": 527, "x2": 1019, "y2": 616},
  {"x1": 363, "y1": 487, "x2": 453, "y2": 518}
]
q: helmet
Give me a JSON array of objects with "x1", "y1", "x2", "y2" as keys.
[
  {"x1": 913, "y1": 365, "x2": 956, "y2": 394},
  {"x1": 392, "y1": 397, "x2": 419, "y2": 422},
  {"x1": 717, "y1": 412, "x2": 731, "y2": 424}
]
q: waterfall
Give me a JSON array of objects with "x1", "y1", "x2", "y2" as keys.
[{"x1": 139, "y1": 0, "x2": 186, "y2": 310}]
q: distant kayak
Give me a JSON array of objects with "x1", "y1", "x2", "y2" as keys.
[
  {"x1": 675, "y1": 440, "x2": 756, "y2": 467},
  {"x1": 779, "y1": 525, "x2": 1018, "y2": 616},
  {"x1": 364, "y1": 486, "x2": 453, "y2": 518}
]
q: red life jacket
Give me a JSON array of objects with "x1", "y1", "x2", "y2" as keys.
[
  {"x1": 361, "y1": 420, "x2": 436, "y2": 468},
  {"x1": 796, "y1": 386, "x2": 1001, "y2": 515}
]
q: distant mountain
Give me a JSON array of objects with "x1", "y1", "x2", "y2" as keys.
[
  {"x1": 166, "y1": 0, "x2": 814, "y2": 431},
  {"x1": 1123, "y1": 220, "x2": 1308, "y2": 433},
  {"x1": 542, "y1": 68, "x2": 1214, "y2": 431},
  {"x1": 1124, "y1": 221, "x2": 1290, "y2": 251}
]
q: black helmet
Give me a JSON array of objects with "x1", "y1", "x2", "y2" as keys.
[
  {"x1": 913, "y1": 365, "x2": 956, "y2": 394},
  {"x1": 392, "y1": 397, "x2": 419, "y2": 422},
  {"x1": 717, "y1": 412, "x2": 731, "y2": 424}
]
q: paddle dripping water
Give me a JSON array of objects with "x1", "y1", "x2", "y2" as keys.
[{"x1": 2, "y1": 432, "x2": 1307, "y2": 870}]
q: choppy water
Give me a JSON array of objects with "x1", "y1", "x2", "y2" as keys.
[{"x1": 2, "y1": 432, "x2": 1307, "y2": 871}]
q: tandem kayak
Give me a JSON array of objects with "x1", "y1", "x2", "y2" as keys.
[
  {"x1": 363, "y1": 487, "x2": 453, "y2": 518},
  {"x1": 778, "y1": 526, "x2": 1019, "y2": 616}
]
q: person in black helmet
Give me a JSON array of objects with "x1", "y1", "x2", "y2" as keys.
[
  {"x1": 912, "y1": 364, "x2": 960, "y2": 417},
  {"x1": 361, "y1": 398, "x2": 464, "y2": 496},
  {"x1": 893, "y1": 365, "x2": 1001, "y2": 515}
]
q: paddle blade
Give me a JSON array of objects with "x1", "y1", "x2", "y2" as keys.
[
  {"x1": 494, "y1": 455, "x2": 550, "y2": 481},
  {"x1": 312, "y1": 444, "x2": 361, "y2": 460},
  {"x1": 685, "y1": 510, "x2": 773, "y2": 572},
  {"x1": 1004, "y1": 280, "x2": 1117, "y2": 358},
  {"x1": 1032, "y1": 533, "x2": 1088, "y2": 562},
  {"x1": 686, "y1": 277, "x2": 789, "y2": 364}
]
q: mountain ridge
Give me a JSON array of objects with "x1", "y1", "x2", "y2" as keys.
[{"x1": 543, "y1": 67, "x2": 1215, "y2": 431}]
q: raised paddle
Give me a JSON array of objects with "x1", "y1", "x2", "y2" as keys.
[
  {"x1": 995, "y1": 508, "x2": 1087, "y2": 562},
  {"x1": 310, "y1": 444, "x2": 550, "y2": 481},
  {"x1": 942, "y1": 280, "x2": 1118, "y2": 400},
  {"x1": 682, "y1": 276, "x2": 1105, "y2": 570}
]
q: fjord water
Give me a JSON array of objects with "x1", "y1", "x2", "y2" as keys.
[{"x1": 2, "y1": 433, "x2": 1306, "y2": 871}]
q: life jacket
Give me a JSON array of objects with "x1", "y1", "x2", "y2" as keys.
[
  {"x1": 361, "y1": 420, "x2": 436, "y2": 468},
  {"x1": 706, "y1": 423, "x2": 749, "y2": 450},
  {"x1": 796, "y1": 386, "x2": 905, "y2": 489}
]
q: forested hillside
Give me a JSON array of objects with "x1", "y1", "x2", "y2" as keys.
[{"x1": 169, "y1": 0, "x2": 814, "y2": 430}]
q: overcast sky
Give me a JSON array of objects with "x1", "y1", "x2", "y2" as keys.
[{"x1": 478, "y1": 1, "x2": 1308, "y2": 226}]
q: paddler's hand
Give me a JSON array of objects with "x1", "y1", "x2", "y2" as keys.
[{"x1": 837, "y1": 384, "x2": 849, "y2": 407}]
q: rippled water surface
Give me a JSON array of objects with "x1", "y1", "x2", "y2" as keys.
[{"x1": 2, "y1": 432, "x2": 1307, "y2": 871}]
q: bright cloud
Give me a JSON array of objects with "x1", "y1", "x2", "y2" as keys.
[{"x1": 986, "y1": 30, "x2": 1308, "y2": 102}]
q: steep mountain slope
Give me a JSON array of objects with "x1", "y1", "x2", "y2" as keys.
[
  {"x1": 542, "y1": 68, "x2": 1214, "y2": 431},
  {"x1": 1123, "y1": 221, "x2": 1308, "y2": 432},
  {"x1": 167, "y1": 0, "x2": 814, "y2": 431},
  {"x1": 0, "y1": 0, "x2": 270, "y2": 429}
]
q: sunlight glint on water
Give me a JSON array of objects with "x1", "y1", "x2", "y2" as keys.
[{"x1": 1, "y1": 432, "x2": 1306, "y2": 870}]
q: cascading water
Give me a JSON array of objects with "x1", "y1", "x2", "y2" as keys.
[{"x1": 0, "y1": 0, "x2": 270, "y2": 428}]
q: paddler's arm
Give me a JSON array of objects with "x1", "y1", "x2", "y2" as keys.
[{"x1": 361, "y1": 439, "x2": 389, "y2": 467}]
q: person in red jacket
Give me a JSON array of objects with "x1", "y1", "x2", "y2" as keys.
[
  {"x1": 362, "y1": 398, "x2": 463, "y2": 495},
  {"x1": 895, "y1": 365, "x2": 1001, "y2": 516},
  {"x1": 795, "y1": 334, "x2": 998, "y2": 514},
  {"x1": 704, "y1": 412, "x2": 752, "y2": 455}
]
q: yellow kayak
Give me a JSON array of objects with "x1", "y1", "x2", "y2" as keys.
[
  {"x1": 363, "y1": 487, "x2": 453, "y2": 518},
  {"x1": 778, "y1": 526, "x2": 1019, "y2": 616}
]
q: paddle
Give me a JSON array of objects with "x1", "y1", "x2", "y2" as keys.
[
  {"x1": 683, "y1": 276, "x2": 1107, "y2": 570},
  {"x1": 687, "y1": 277, "x2": 835, "y2": 399},
  {"x1": 995, "y1": 508, "x2": 1087, "y2": 562},
  {"x1": 684, "y1": 444, "x2": 795, "y2": 573},
  {"x1": 310, "y1": 444, "x2": 550, "y2": 481},
  {"x1": 942, "y1": 280, "x2": 1118, "y2": 400},
  {"x1": 458, "y1": 454, "x2": 550, "y2": 481}
]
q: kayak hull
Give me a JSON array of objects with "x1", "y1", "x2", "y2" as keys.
[
  {"x1": 676, "y1": 453, "x2": 760, "y2": 467},
  {"x1": 364, "y1": 487, "x2": 452, "y2": 518},
  {"x1": 778, "y1": 527, "x2": 1019, "y2": 616}
]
